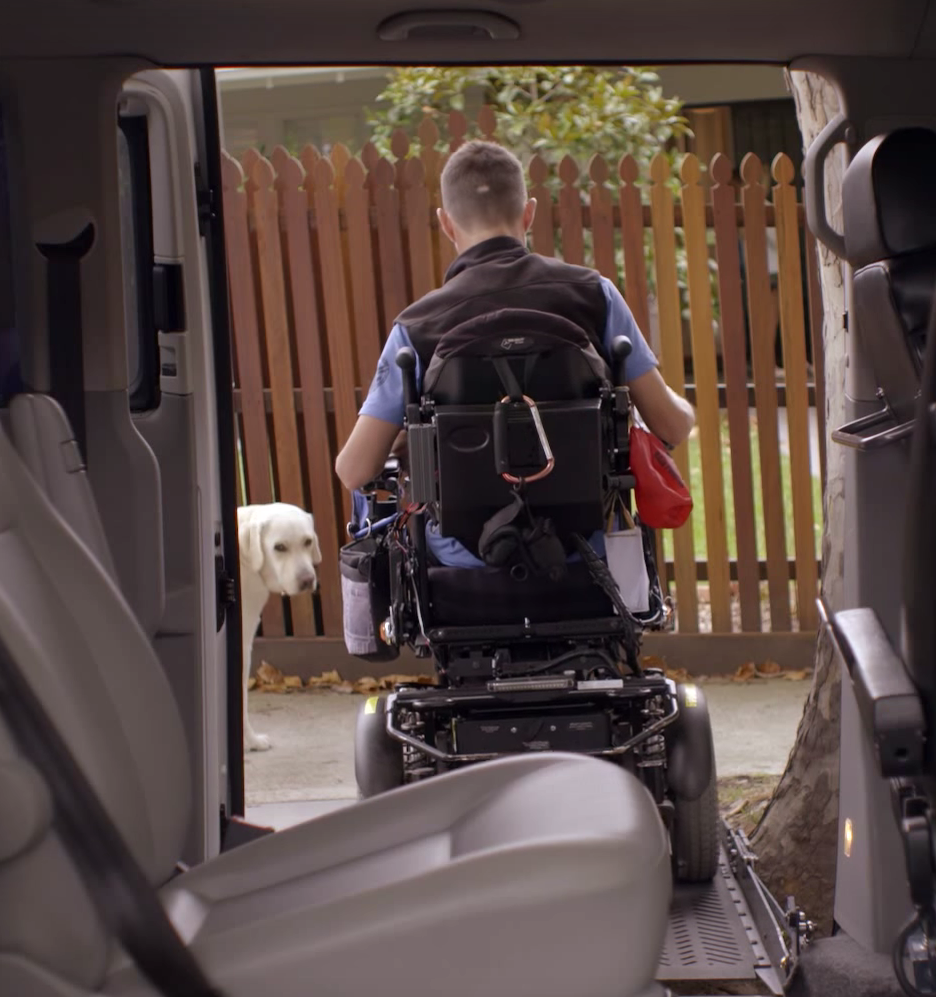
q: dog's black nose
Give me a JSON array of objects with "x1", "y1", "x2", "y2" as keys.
[{"x1": 299, "y1": 574, "x2": 317, "y2": 592}]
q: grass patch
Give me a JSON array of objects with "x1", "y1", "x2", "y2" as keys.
[
  {"x1": 718, "y1": 773, "x2": 781, "y2": 837},
  {"x1": 662, "y1": 411, "x2": 822, "y2": 566}
]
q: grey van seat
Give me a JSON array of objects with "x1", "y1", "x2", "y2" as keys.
[
  {"x1": 0, "y1": 398, "x2": 672, "y2": 997},
  {"x1": 5, "y1": 392, "x2": 162, "y2": 638},
  {"x1": 841, "y1": 127, "x2": 936, "y2": 426},
  {"x1": 7, "y1": 392, "x2": 118, "y2": 579}
]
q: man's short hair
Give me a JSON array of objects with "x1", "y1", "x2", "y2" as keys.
[{"x1": 440, "y1": 140, "x2": 528, "y2": 230}]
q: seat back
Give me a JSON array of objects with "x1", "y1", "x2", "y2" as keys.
[
  {"x1": 7, "y1": 393, "x2": 118, "y2": 580},
  {"x1": 902, "y1": 277, "x2": 936, "y2": 760},
  {"x1": 421, "y1": 309, "x2": 613, "y2": 554},
  {"x1": 842, "y1": 127, "x2": 936, "y2": 424},
  {"x1": 0, "y1": 399, "x2": 190, "y2": 990}
]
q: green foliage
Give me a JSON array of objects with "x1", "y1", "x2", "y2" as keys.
[
  {"x1": 366, "y1": 66, "x2": 690, "y2": 182},
  {"x1": 365, "y1": 67, "x2": 716, "y2": 324}
]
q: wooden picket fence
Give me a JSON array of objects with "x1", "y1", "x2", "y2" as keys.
[{"x1": 222, "y1": 108, "x2": 826, "y2": 649}]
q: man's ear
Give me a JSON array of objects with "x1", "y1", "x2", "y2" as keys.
[
  {"x1": 522, "y1": 197, "x2": 537, "y2": 232},
  {"x1": 438, "y1": 207, "x2": 457, "y2": 246},
  {"x1": 238, "y1": 508, "x2": 266, "y2": 574},
  {"x1": 307, "y1": 513, "x2": 323, "y2": 565}
]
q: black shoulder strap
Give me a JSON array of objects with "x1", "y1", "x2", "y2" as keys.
[
  {"x1": 491, "y1": 354, "x2": 539, "y2": 402},
  {"x1": 36, "y1": 223, "x2": 95, "y2": 459},
  {"x1": 0, "y1": 632, "x2": 224, "y2": 997}
]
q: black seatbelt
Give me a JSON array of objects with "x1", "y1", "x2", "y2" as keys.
[
  {"x1": 0, "y1": 633, "x2": 225, "y2": 997},
  {"x1": 36, "y1": 223, "x2": 94, "y2": 458}
]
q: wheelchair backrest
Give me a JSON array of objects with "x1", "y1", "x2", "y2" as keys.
[
  {"x1": 418, "y1": 309, "x2": 617, "y2": 555},
  {"x1": 842, "y1": 127, "x2": 936, "y2": 424}
]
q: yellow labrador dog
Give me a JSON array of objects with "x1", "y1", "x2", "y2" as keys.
[{"x1": 237, "y1": 502, "x2": 322, "y2": 751}]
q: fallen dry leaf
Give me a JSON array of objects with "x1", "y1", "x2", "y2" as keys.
[
  {"x1": 641, "y1": 654, "x2": 669, "y2": 672},
  {"x1": 263, "y1": 683, "x2": 287, "y2": 694},
  {"x1": 758, "y1": 661, "x2": 782, "y2": 676},
  {"x1": 664, "y1": 667, "x2": 692, "y2": 683},
  {"x1": 333, "y1": 681, "x2": 356, "y2": 695},
  {"x1": 782, "y1": 669, "x2": 811, "y2": 681},
  {"x1": 306, "y1": 669, "x2": 343, "y2": 688},
  {"x1": 247, "y1": 676, "x2": 257, "y2": 691},
  {"x1": 732, "y1": 662, "x2": 757, "y2": 683},
  {"x1": 256, "y1": 661, "x2": 285, "y2": 686},
  {"x1": 284, "y1": 675, "x2": 304, "y2": 689},
  {"x1": 726, "y1": 798, "x2": 749, "y2": 818},
  {"x1": 380, "y1": 673, "x2": 437, "y2": 688},
  {"x1": 354, "y1": 677, "x2": 382, "y2": 695}
]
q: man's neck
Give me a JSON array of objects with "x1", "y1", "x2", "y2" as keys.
[{"x1": 455, "y1": 229, "x2": 525, "y2": 255}]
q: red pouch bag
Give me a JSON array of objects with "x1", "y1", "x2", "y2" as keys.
[{"x1": 629, "y1": 425, "x2": 693, "y2": 529}]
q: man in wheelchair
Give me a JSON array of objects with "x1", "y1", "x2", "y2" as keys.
[{"x1": 336, "y1": 141, "x2": 716, "y2": 882}]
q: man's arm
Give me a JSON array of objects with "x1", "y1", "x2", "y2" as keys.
[
  {"x1": 334, "y1": 324, "x2": 420, "y2": 491},
  {"x1": 335, "y1": 415, "x2": 402, "y2": 492},
  {"x1": 600, "y1": 278, "x2": 695, "y2": 446},
  {"x1": 627, "y1": 368, "x2": 695, "y2": 447}
]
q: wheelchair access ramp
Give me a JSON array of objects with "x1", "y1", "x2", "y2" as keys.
[{"x1": 656, "y1": 825, "x2": 795, "y2": 995}]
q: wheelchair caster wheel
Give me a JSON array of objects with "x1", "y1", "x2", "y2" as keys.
[{"x1": 354, "y1": 694, "x2": 404, "y2": 798}]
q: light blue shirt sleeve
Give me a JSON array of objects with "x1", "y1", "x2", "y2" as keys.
[
  {"x1": 358, "y1": 324, "x2": 423, "y2": 426},
  {"x1": 600, "y1": 277, "x2": 658, "y2": 382}
]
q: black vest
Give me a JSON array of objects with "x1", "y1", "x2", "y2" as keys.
[{"x1": 396, "y1": 236, "x2": 609, "y2": 368}]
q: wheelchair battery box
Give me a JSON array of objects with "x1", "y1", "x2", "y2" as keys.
[{"x1": 453, "y1": 711, "x2": 610, "y2": 754}]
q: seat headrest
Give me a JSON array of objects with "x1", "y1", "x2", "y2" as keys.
[
  {"x1": 843, "y1": 127, "x2": 936, "y2": 270},
  {"x1": 423, "y1": 308, "x2": 610, "y2": 402},
  {"x1": 434, "y1": 308, "x2": 595, "y2": 358}
]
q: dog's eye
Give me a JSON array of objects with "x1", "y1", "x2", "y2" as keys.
[
  {"x1": 304, "y1": 538, "x2": 313, "y2": 547},
  {"x1": 273, "y1": 543, "x2": 288, "y2": 553}
]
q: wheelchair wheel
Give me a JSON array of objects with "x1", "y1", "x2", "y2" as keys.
[
  {"x1": 667, "y1": 683, "x2": 720, "y2": 883},
  {"x1": 354, "y1": 695, "x2": 404, "y2": 798},
  {"x1": 671, "y1": 760, "x2": 719, "y2": 882}
]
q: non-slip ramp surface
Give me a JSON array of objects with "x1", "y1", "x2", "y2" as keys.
[{"x1": 657, "y1": 849, "x2": 764, "y2": 982}]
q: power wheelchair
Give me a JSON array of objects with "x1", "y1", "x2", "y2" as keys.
[{"x1": 342, "y1": 307, "x2": 719, "y2": 883}]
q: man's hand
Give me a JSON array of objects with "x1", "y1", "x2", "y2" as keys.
[
  {"x1": 627, "y1": 368, "x2": 696, "y2": 447},
  {"x1": 335, "y1": 415, "x2": 403, "y2": 492},
  {"x1": 390, "y1": 429, "x2": 408, "y2": 461}
]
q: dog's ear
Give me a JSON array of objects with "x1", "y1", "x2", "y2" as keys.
[
  {"x1": 307, "y1": 513, "x2": 323, "y2": 565},
  {"x1": 238, "y1": 507, "x2": 267, "y2": 573}
]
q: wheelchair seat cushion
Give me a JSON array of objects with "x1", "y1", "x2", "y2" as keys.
[{"x1": 428, "y1": 562, "x2": 614, "y2": 626}]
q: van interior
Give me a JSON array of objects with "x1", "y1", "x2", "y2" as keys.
[{"x1": 0, "y1": 1, "x2": 935, "y2": 996}]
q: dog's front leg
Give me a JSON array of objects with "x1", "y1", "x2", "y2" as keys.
[{"x1": 242, "y1": 626, "x2": 271, "y2": 752}]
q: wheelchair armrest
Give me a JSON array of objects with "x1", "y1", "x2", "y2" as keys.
[{"x1": 827, "y1": 606, "x2": 926, "y2": 778}]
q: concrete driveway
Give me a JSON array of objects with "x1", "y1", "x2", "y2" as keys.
[{"x1": 245, "y1": 676, "x2": 810, "y2": 829}]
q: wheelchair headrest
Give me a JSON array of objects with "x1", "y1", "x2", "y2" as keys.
[
  {"x1": 423, "y1": 308, "x2": 611, "y2": 404},
  {"x1": 843, "y1": 127, "x2": 936, "y2": 270}
]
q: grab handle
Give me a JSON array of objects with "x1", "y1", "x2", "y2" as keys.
[
  {"x1": 831, "y1": 404, "x2": 916, "y2": 451},
  {"x1": 804, "y1": 112, "x2": 856, "y2": 260}
]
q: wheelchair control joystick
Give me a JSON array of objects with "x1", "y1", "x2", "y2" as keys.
[
  {"x1": 610, "y1": 335, "x2": 633, "y2": 387},
  {"x1": 395, "y1": 347, "x2": 418, "y2": 405}
]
